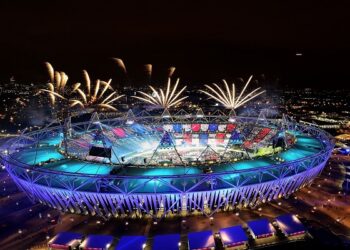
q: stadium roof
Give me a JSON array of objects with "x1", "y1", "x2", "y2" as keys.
[
  {"x1": 275, "y1": 214, "x2": 306, "y2": 236},
  {"x1": 80, "y1": 234, "x2": 114, "y2": 250},
  {"x1": 247, "y1": 218, "x2": 276, "y2": 238},
  {"x1": 153, "y1": 234, "x2": 180, "y2": 250},
  {"x1": 115, "y1": 235, "x2": 147, "y2": 250},
  {"x1": 219, "y1": 225, "x2": 248, "y2": 246},
  {"x1": 187, "y1": 230, "x2": 215, "y2": 250},
  {"x1": 48, "y1": 232, "x2": 82, "y2": 248}
]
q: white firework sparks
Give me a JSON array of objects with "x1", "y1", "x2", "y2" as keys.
[
  {"x1": 71, "y1": 71, "x2": 124, "y2": 111},
  {"x1": 200, "y1": 75, "x2": 265, "y2": 110},
  {"x1": 133, "y1": 78, "x2": 188, "y2": 109}
]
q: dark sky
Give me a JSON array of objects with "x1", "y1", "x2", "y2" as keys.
[{"x1": 0, "y1": 0, "x2": 349, "y2": 88}]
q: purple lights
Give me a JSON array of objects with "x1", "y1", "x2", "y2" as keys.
[{"x1": 0, "y1": 113, "x2": 334, "y2": 219}]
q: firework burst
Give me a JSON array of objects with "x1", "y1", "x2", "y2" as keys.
[
  {"x1": 41, "y1": 63, "x2": 123, "y2": 112},
  {"x1": 40, "y1": 62, "x2": 73, "y2": 105},
  {"x1": 70, "y1": 70, "x2": 124, "y2": 111},
  {"x1": 200, "y1": 75, "x2": 265, "y2": 110},
  {"x1": 133, "y1": 78, "x2": 188, "y2": 109}
]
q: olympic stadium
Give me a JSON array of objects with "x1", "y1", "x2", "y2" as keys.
[{"x1": 0, "y1": 110, "x2": 334, "y2": 219}]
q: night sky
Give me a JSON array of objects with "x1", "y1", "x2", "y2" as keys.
[{"x1": 0, "y1": 0, "x2": 349, "y2": 88}]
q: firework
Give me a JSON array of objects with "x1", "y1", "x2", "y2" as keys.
[
  {"x1": 83, "y1": 70, "x2": 91, "y2": 97},
  {"x1": 167, "y1": 66, "x2": 176, "y2": 77},
  {"x1": 144, "y1": 64, "x2": 152, "y2": 78},
  {"x1": 71, "y1": 71, "x2": 124, "y2": 111},
  {"x1": 112, "y1": 58, "x2": 127, "y2": 74},
  {"x1": 45, "y1": 62, "x2": 54, "y2": 82},
  {"x1": 200, "y1": 75, "x2": 265, "y2": 110},
  {"x1": 41, "y1": 63, "x2": 123, "y2": 112},
  {"x1": 40, "y1": 62, "x2": 70, "y2": 105},
  {"x1": 133, "y1": 78, "x2": 188, "y2": 109}
]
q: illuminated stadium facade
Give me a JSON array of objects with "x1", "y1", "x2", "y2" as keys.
[{"x1": 0, "y1": 111, "x2": 334, "y2": 219}]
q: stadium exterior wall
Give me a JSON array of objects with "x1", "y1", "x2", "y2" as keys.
[{"x1": 4, "y1": 155, "x2": 328, "y2": 218}]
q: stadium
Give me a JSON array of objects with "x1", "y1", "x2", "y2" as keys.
[{"x1": 0, "y1": 110, "x2": 334, "y2": 219}]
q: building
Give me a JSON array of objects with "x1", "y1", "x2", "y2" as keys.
[
  {"x1": 115, "y1": 236, "x2": 147, "y2": 250},
  {"x1": 187, "y1": 230, "x2": 215, "y2": 250},
  {"x1": 48, "y1": 232, "x2": 83, "y2": 250},
  {"x1": 153, "y1": 234, "x2": 181, "y2": 250},
  {"x1": 275, "y1": 214, "x2": 306, "y2": 237},
  {"x1": 219, "y1": 225, "x2": 248, "y2": 249},
  {"x1": 247, "y1": 218, "x2": 276, "y2": 239},
  {"x1": 79, "y1": 235, "x2": 114, "y2": 250}
]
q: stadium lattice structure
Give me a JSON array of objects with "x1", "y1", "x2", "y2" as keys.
[{"x1": 0, "y1": 110, "x2": 334, "y2": 219}]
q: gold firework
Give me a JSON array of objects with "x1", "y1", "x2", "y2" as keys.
[
  {"x1": 133, "y1": 78, "x2": 188, "y2": 109},
  {"x1": 144, "y1": 64, "x2": 152, "y2": 78},
  {"x1": 70, "y1": 70, "x2": 124, "y2": 111},
  {"x1": 200, "y1": 75, "x2": 265, "y2": 110},
  {"x1": 167, "y1": 66, "x2": 176, "y2": 78},
  {"x1": 112, "y1": 58, "x2": 127, "y2": 74},
  {"x1": 40, "y1": 62, "x2": 70, "y2": 105}
]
